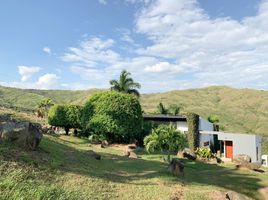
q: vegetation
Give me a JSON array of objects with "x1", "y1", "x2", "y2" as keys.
[
  {"x1": 195, "y1": 147, "x2": 213, "y2": 160},
  {"x1": 37, "y1": 98, "x2": 54, "y2": 118},
  {"x1": 48, "y1": 104, "x2": 81, "y2": 135},
  {"x1": 144, "y1": 124, "x2": 187, "y2": 161},
  {"x1": 82, "y1": 91, "x2": 143, "y2": 143},
  {"x1": 157, "y1": 102, "x2": 181, "y2": 115},
  {"x1": 109, "y1": 70, "x2": 141, "y2": 97},
  {"x1": 0, "y1": 85, "x2": 268, "y2": 153},
  {"x1": 1, "y1": 134, "x2": 267, "y2": 200},
  {"x1": 186, "y1": 113, "x2": 200, "y2": 150}
]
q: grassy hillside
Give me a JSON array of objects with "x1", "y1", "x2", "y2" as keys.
[
  {"x1": 1, "y1": 135, "x2": 267, "y2": 200},
  {"x1": 1, "y1": 85, "x2": 268, "y2": 137}
]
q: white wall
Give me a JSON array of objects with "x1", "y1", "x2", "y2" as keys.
[{"x1": 176, "y1": 121, "x2": 188, "y2": 133}]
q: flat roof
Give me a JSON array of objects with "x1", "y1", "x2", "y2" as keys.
[{"x1": 143, "y1": 114, "x2": 187, "y2": 122}]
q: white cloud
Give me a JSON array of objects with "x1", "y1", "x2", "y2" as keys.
[
  {"x1": 36, "y1": 73, "x2": 59, "y2": 89},
  {"x1": 133, "y1": 0, "x2": 268, "y2": 90},
  {"x1": 18, "y1": 66, "x2": 41, "y2": 82},
  {"x1": 62, "y1": 0, "x2": 268, "y2": 92},
  {"x1": 42, "y1": 47, "x2": 51, "y2": 54},
  {"x1": 98, "y1": 0, "x2": 107, "y2": 5}
]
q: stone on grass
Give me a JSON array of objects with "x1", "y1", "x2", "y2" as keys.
[
  {"x1": 0, "y1": 116, "x2": 42, "y2": 150},
  {"x1": 233, "y1": 154, "x2": 251, "y2": 164},
  {"x1": 101, "y1": 140, "x2": 109, "y2": 148},
  {"x1": 129, "y1": 151, "x2": 138, "y2": 159},
  {"x1": 182, "y1": 148, "x2": 197, "y2": 160},
  {"x1": 236, "y1": 162, "x2": 261, "y2": 171}
]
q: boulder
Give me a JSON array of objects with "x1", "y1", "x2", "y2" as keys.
[
  {"x1": 0, "y1": 116, "x2": 42, "y2": 150},
  {"x1": 88, "y1": 150, "x2": 101, "y2": 160},
  {"x1": 122, "y1": 149, "x2": 131, "y2": 157},
  {"x1": 168, "y1": 158, "x2": 184, "y2": 176},
  {"x1": 182, "y1": 148, "x2": 197, "y2": 160},
  {"x1": 233, "y1": 154, "x2": 251, "y2": 164},
  {"x1": 236, "y1": 162, "x2": 261, "y2": 171},
  {"x1": 101, "y1": 140, "x2": 109, "y2": 148},
  {"x1": 129, "y1": 151, "x2": 138, "y2": 159}
]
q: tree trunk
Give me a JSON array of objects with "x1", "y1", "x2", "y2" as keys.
[
  {"x1": 65, "y1": 127, "x2": 70, "y2": 135},
  {"x1": 74, "y1": 129, "x2": 78, "y2": 136}
]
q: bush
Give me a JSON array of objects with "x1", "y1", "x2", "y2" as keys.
[
  {"x1": 144, "y1": 124, "x2": 187, "y2": 161},
  {"x1": 48, "y1": 104, "x2": 82, "y2": 135},
  {"x1": 195, "y1": 147, "x2": 212, "y2": 160},
  {"x1": 88, "y1": 133, "x2": 107, "y2": 144},
  {"x1": 82, "y1": 91, "x2": 143, "y2": 143}
]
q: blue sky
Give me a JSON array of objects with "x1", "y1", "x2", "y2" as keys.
[{"x1": 0, "y1": 0, "x2": 267, "y2": 93}]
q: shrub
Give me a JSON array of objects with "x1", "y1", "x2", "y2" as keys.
[
  {"x1": 48, "y1": 104, "x2": 82, "y2": 135},
  {"x1": 144, "y1": 124, "x2": 187, "y2": 161},
  {"x1": 88, "y1": 133, "x2": 107, "y2": 144},
  {"x1": 82, "y1": 91, "x2": 143, "y2": 143},
  {"x1": 195, "y1": 147, "x2": 212, "y2": 160}
]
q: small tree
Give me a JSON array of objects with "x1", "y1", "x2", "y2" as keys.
[
  {"x1": 208, "y1": 114, "x2": 220, "y2": 131},
  {"x1": 168, "y1": 104, "x2": 181, "y2": 116},
  {"x1": 144, "y1": 124, "x2": 187, "y2": 162},
  {"x1": 48, "y1": 104, "x2": 82, "y2": 135},
  {"x1": 157, "y1": 102, "x2": 168, "y2": 114}
]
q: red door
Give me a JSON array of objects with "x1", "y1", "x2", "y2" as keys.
[{"x1": 225, "y1": 141, "x2": 233, "y2": 159}]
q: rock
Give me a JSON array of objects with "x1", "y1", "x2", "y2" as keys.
[
  {"x1": 127, "y1": 144, "x2": 137, "y2": 150},
  {"x1": 0, "y1": 116, "x2": 42, "y2": 150},
  {"x1": 236, "y1": 162, "x2": 261, "y2": 171},
  {"x1": 233, "y1": 154, "x2": 251, "y2": 164},
  {"x1": 88, "y1": 150, "x2": 101, "y2": 160},
  {"x1": 101, "y1": 140, "x2": 109, "y2": 148},
  {"x1": 182, "y1": 148, "x2": 197, "y2": 160},
  {"x1": 122, "y1": 149, "x2": 131, "y2": 157},
  {"x1": 129, "y1": 151, "x2": 138, "y2": 159},
  {"x1": 168, "y1": 158, "x2": 184, "y2": 176}
]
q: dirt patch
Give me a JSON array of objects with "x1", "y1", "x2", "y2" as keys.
[
  {"x1": 259, "y1": 187, "x2": 268, "y2": 200},
  {"x1": 171, "y1": 183, "x2": 184, "y2": 200},
  {"x1": 209, "y1": 191, "x2": 252, "y2": 200}
]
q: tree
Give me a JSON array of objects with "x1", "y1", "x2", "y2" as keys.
[
  {"x1": 48, "y1": 104, "x2": 82, "y2": 135},
  {"x1": 110, "y1": 70, "x2": 141, "y2": 97},
  {"x1": 144, "y1": 124, "x2": 187, "y2": 162},
  {"x1": 82, "y1": 91, "x2": 143, "y2": 143},
  {"x1": 37, "y1": 98, "x2": 54, "y2": 118},
  {"x1": 157, "y1": 102, "x2": 168, "y2": 114},
  {"x1": 168, "y1": 104, "x2": 181, "y2": 116},
  {"x1": 208, "y1": 114, "x2": 220, "y2": 131}
]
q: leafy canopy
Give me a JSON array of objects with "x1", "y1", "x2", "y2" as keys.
[
  {"x1": 110, "y1": 70, "x2": 141, "y2": 97},
  {"x1": 82, "y1": 91, "x2": 143, "y2": 142},
  {"x1": 144, "y1": 124, "x2": 187, "y2": 153}
]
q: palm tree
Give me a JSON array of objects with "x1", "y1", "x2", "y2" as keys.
[
  {"x1": 110, "y1": 70, "x2": 141, "y2": 97},
  {"x1": 157, "y1": 102, "x2": 168, "y2": 114},
  {"x1": 168, "y1": 104, "x2": 181, "y2": 116}
]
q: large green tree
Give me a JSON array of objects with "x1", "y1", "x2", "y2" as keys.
[
  {"x1": 109, "y1": 70, "x2": 141, "y2": 97},
  {"x1": 82, "y1": 91, "x2": 143, "y2": 143}
]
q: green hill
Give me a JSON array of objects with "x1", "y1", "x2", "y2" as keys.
[{"x1": 1, "y1": 85, "x2": 268, "y2": 138}]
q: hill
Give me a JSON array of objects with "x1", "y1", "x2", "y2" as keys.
[{"x1": 0, "y1": 85, "x2": 268, "y2": 138}]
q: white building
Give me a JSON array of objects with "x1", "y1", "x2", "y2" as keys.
[{"x1": 143, "y1": 114, "x2": 262, "y2": 163}]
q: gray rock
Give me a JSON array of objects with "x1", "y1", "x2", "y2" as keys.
[
  {"x1": 0, "y1": 116, "x2": 42, "y2": 150},
  {"x1": 182, "y1": 148, "x2": 197, "y2": 160},
  {"x1": 233, "y1": 154, "x2": 251, "y2": 164}
]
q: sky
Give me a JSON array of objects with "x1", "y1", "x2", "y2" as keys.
[{"x1": 0, "y1": 0, "x2": 267, "y2": 93}]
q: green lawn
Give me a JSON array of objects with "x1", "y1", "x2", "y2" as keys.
[{"x1": 0, "y1": 134, "x2": 267, "y2": 200}]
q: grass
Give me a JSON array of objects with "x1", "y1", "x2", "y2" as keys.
[{"x1": 1, "y1": 134, "x2": 268, "y2": 200}]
